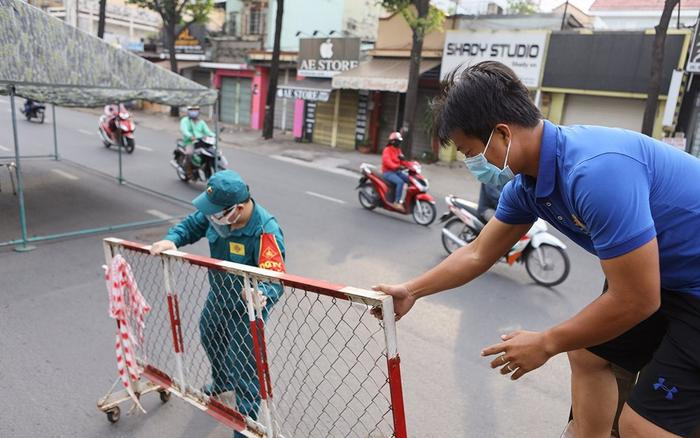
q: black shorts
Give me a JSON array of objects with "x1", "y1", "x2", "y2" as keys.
[{"x1": 587, "y1": 287, "x2": 700, "y2": 436}]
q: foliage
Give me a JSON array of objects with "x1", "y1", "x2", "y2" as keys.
[
  {"x1": 380, "y1": 0, "x2": 445, "y2": 40},
  {"x1": 506, "y1": 0, "x2": 538, "y2": 15},
  {"x1": 126, "y1": 0, "x2": 213, "y2": 29}
]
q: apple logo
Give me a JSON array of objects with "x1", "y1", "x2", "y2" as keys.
[{"x1": 319, "y1": 38, "x2": 333, "y2": 59}]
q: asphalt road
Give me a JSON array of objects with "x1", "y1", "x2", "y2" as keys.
[{"x1": 0, "y1": 100, "x2": 604, "y2": 437}]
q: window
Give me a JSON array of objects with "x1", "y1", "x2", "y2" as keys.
[{"x1": 248, "y1": 7, "x2": 262, "y2": 35}]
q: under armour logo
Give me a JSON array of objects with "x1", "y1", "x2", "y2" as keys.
[{"x1": 653, "y1": 377, "x2": 678, "y2": 400}]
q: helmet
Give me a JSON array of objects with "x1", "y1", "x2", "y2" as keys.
[{"x1": 388, "y1": 131, "x2": 403, "y2": 146}]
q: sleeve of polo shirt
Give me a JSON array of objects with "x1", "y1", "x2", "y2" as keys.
[
  {"x1": 570, "y1": 153, "x2": 656, "y2": 259},
  {"x1": 495, "y1": 179, "x2": 538, "y2": 225}
]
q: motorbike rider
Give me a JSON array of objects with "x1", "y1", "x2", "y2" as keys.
[
  {"x1": 477, "y1": 183, "x2": 502, "y2": 222},
  {"x1": 382, "y1": 132, "x2": 411, "y2": 211},
  {"x1": 23, "y1": 99, "x2": 36, "y2": 115},
  {"x1": 103, "y1": 103, "x2": 125, "y2": 132},
  {"x1": 150, "y1": 170, "x2": 285, "y2": 437},
  {"x1": 180, "y1": 105, "x2": 215, "y2": 177}
]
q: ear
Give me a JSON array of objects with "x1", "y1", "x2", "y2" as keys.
[{"x1": 494, "y1": 124, "x2": 511, "y2": 143}]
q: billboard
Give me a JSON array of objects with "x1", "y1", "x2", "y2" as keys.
[
  {"x1": 298, "y1": 37, "x2": 360, "y2": 78},
  {"x1": 441, "y1": 30, "x2": 548, "y2": 88}
]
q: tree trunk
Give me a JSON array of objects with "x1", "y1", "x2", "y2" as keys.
[
  {"x1": 97, "y1": 0, "x2": 107, "y2": 38},
  {"x1": 263, "y1": 0, "x2": 284, "y2": 139},
  {"x1": 166, "y1": 22, "x2": 180, "y2": 117},
  {"x1": 401, "y1": 0, "x2": 430, "y2": 158},
  {"x1": 641, "y1": 0, "x2": 679, "y2": 136}
]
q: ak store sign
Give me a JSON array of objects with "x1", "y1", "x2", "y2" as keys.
[
  {"x1": 298, "y1": 37, "x2": 360, "y2": 78},
  {"x1": 441, "y1": 30, "x2": 548, "y2": 88}
]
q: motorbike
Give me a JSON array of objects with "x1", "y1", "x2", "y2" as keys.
[
  {"x1": 170, "y1": 136, "x2": 228, "y2": 183},
  {"x1": 440, "y1": 194, "x2": 570, "y2": 286},
  {"x1": 98, "y1": 107, "x2": 135, "y2": 153},
  {"x1": 356, "y1": 161, "x2": 436, "y2": 226},
  {"x1": 21, "y1": 100, "x2": 45, "y2": 123}
]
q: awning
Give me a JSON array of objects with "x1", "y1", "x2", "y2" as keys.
[
  {"x1": 276, "y1": 78, "x2": 332, "y2": 102},
  {"x1": 331, "y1": 59, "x2": 440, "y2": 93}
]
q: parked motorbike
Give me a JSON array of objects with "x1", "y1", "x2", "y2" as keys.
[
  {"x1": 21, "y1": 100, "x2": 45, "y2": 123},
  {"x1": 98, "y1": 108, "x2": 135, "y2": 153},
  {"x1": 170, "y1": 136, "x2": 228, "y2": 183},
  {"x1": 356, "y1": 161, "x2": 436, "y2": 226},
  {"x1": 440, "y1": 194, "x2": 570, "y2": 286}
]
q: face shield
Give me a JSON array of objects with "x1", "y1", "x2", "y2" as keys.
[{"x1": 206, "y1": 204, "x2": 243, "y2": 237}]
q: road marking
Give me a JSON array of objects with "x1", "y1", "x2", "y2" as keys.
[
  {"x1": 270, "y1": 154, "x2": 359, "y2": 178},
  {"x1": 51, "y1": 169, "x2": 79, "y2": 180},
  {"x1": 305, "y1": 191, "x2": 346, "y2": 204},
  {"x1": 146, "y1": 209, "x2": 180, "y2": 224},
  {"x1": 135, "y1": 145, "x2": 153, "y2": 151},
  {"x1": 0, "y1": 145, "x2": 10, "y2": 152},
  {"x1": 77, "y1": 128, "x2": 94, "y2": 136}
]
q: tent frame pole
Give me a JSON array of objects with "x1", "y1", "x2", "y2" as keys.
[
  {"x1": 52, "y1": 104, "x2": 59, "y2": 160},
  {"x1": 117, "y1": 104, "x2": 123, "y2": 184},
  {"x1": 214, "y1": 96, "x2": 219, "y2": 171},
  {"x1": 8, "y1": 85, "x2": 35, "y2": 252}
]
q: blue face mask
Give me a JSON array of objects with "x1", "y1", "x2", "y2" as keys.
[
  {"x1": 463, "y1": 128, "x2": 515, "y2": 189},
  {"x1": 188, "y1": 110, "x2": 199, "y2": 119}
]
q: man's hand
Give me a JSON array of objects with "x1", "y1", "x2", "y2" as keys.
[
  {"x1": 150, "y1": 240, "x2": 176, "y2": 255},
  {"x1": 481, "y1": 330, "x2": 555, "y2": 380},
  {"x1": 370, "y1": 284, "x2": 415, "y2": 321},
  {"x1": 241, "y1": 288, "x2": 268, "y2": 308}
]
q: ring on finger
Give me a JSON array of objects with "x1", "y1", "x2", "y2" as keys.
[
  {"x1": 507, "y1": 363, "x2": 514, "y2": 372},
  {"x1": 500, "y1": 355, "x2": 507, "y2": 364}
]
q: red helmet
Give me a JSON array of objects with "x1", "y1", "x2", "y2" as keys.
[{"x1": 388, "y1": 131, "x2": 403, "y2": 146}]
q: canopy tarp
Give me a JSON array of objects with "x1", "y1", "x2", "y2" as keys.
[{"x1": 0, "y1": 0, "x2": 217, "y2": 107}]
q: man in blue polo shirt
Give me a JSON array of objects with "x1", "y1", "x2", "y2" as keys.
[{"x1": 373, "y1": 61, "x2": 700, "y2": 437}]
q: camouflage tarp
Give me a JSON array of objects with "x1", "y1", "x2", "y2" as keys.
[{"x1": 0, "y1": 0, "x2": 217, "y2": 107}]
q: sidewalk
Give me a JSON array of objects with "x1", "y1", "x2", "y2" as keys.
[{"x1": 98, "y1": 107, "x2": 483, "y2": 202}]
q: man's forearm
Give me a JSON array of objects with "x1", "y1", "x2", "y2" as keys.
[
  {"x1": 543, "y1": 290, "x2": 658, "y2": 355},
  {"x1": 406, "y1": 245, "x2": 491, "y2": 299}
]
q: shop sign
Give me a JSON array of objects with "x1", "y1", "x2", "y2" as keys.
[
  {"x1": 298, "y1": 38, "x2": 360, "y2": 78},
  {"x1": 355, "y1": 90, "x2": 370, "y2": 144},
  {"x1": 276, "y1": 87, "x2": 331, "y2": 102},
  {"x1": 687, "y1": 20, "x2": 700, "y2": 73},
  {"x1": 173, "y1": 25, "x2": 205, "y2": 54},
  {"x1": 441, "y1": 30, "x2": 548, "y2": 88}
]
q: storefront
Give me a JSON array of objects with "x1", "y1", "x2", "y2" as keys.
[
  {"x1": 332, "y1": 58, "x2": 441, "y2": 155},
  {"x1": 540, "y1": 30, "x2": 691, "y2": 138},
  {"x1": 290, "y1": 37, "x2": 362, "y2": 148}
]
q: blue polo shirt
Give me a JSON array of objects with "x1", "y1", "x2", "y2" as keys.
[{"x1": 495, "y1": 120, "x2": 700, "y2": 297}]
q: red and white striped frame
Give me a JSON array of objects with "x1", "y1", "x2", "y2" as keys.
[{"x1": 102, "y1": 237, "x2": 408, "y2": 438}]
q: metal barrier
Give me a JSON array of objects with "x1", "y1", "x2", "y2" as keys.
[{"x1": 98, "y1": 237, "x2": 407, "y2": 438}]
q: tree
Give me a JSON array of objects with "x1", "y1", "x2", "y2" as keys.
[
  {"x1": 97, "y1": 0, "x2": 107, "y2": 39},
  {"x1": 127, "y1": 0, "x2": 213, "y2": 117},
  {"x1": 381, "y1": 0, "x2": 444, "y2": 158},
  {"x1": 641, "y1": 0, "x2": 680, "y2": 136},
  {"x1": 506, "y1": 0, "x2": 538, "y2": 15},
  {"x1": 263, "y1": 0, "x2": 284, "y2": 139}
]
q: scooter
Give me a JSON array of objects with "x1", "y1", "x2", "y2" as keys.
[
  {"x1": 356, "y1": 161, "x2": 436, "y2": 226},
  {"x1": 21, "y1": 100, "x2": 45, "y2": 123},
  {"x1": 170, "y1": 136, "x2": 228, "y2": 183},
  {"x1": 440, "y1": 194, "x2": 570, "y2": 286},
  {"x1": 98, "y1": 107, "x2": 135, "y2": 153}
]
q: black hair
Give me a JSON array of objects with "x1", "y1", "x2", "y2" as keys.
[{"x1": 432, "y1": 61, "x2": 542, "y2": 146}]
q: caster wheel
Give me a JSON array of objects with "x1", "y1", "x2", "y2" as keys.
[
  {"x1": 106, "y1": 406, "x2": 120, "y2": 423},
  {"x1": 159, "y1": 389, "x2": 171, "y2": 403}
]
